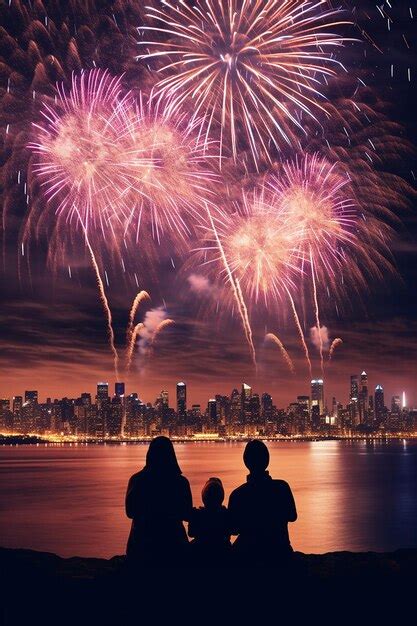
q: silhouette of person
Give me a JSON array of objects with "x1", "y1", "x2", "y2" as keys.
[
  {"x1": 125, "y1": 436, "x2": 192, "y2": 567},
  {"x1": 228, "y1": 440, "x2": 297, "y2": 567},
  {"x1": 188, "y1": 477, "x2": 231, "y2": 567}
]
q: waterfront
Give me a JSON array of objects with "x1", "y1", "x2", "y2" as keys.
[{"x1": 1, "y1": 440, "x2": 416, "y2": 558}]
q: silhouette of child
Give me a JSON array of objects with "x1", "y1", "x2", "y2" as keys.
[{"x1": 188, "y1": 477, "x2": 231, "y2": 566}]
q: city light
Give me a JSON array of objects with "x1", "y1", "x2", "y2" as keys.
[{"x1": 1, "y1": 374, "x2": 415, "y2": 442}]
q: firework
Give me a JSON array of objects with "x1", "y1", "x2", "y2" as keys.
[
  {"x1": 28, "y1": 70, "x2": 139, "y2": 236},
  {"x1": 329, "y1": 337, "x2": 343, "y2": 361},
  {"x1": 151, "y1": 318, "x2": 175, "y2": 346},
  {"x1": 205, "y1": 205, "x2": 257, "y2": 368},
  {"x1": 197, "y1": 188, "x2": 304, "y2": 366},
  {"x1": 201, "y1": 190, "x2": 301, "y2": 306},
  {"x1": 138, "y1": 0, "x2": 350, "y2": 164},
  {"x1": 81, "y1": 222, "x2": 120, "y2": 379},
  {"x1": 127, "y1": 290, "x2": 151, "y2": 343},
  {"x1": 265, "y1": 333, "x2": 295, "y2": 374},
  {"x1": 126, "y1": 323, "x2": 145, "y2": 373},
  {"x1": 268, "y1": 153, "x2": 358, "y2": 371},
  {"x1": 122, "y1": 93, "x2": 217, "y2": 242}
]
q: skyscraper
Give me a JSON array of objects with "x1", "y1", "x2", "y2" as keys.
[
  {"x1": 359, "y1": 371, "x2": 369, "y2": 423},
  {"x1": 261, "y1": 393, "x2": 273, "y2": 422},
  {"x1": 350, "y1": 375, "x2": 359, "y2": 402},
  {"x1": 310, "y1": 379, "x2": 324, "y2": 415},
  {"x1": 115, "y1": 382, "x2": 125, "y2": 398},
  {"x1": 241, "y1": 383, "x2": 252, "y2": 423},
  {"x1": 12, "y1": 396, "x2": 23, "y2": 414},
  {"x1": 96, "y1": 382, "x2": 109, "y2": 406},
  {"x1": 24, "y1": 390, "x2": 38, "y2": 404},
  {"x1": 160, "y1": 390, "x2": 169, "y2": 408},
  {"x1": 391, "y1": 395, "x2": 401, "y2": 414},
  {"x1": 230, "y1": 388, "x2": 241, "y2": 424},
  {"x1": 375, "y1": 385, "x2": 385, "y2": 424},
  {"x1": 176, "y1": 382, "x2": 187, "y2": 421},
  {"x1": 207, "y1": 399, "x2": 217, "y2": 425},
  {"x1": 350, "y1": 375, "x2": 359, "y2": 424}
]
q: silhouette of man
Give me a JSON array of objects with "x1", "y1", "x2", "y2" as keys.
[{"x1": 228, "y1": 440, "x2": 297, "y2": 567}]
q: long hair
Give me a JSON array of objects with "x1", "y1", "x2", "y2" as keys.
[{"x1": 145, "y1": 436, "x2": 182, "y2": 476}]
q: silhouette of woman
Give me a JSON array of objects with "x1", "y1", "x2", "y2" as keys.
[
  {"x1": 125, "y1": 436, "x2": 192, "y2": 567},
  {"x1": 228, "y1": 440, "x2": 297, "y2": 567}
]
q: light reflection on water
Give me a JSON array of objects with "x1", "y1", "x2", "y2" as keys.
[{"x1": 0, "y1": 440, "x2": 416, "y2": 558}]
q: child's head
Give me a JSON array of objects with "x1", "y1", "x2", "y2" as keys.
[{"x1": 202, "y1": 477, "x2": 224, "y2": 508}]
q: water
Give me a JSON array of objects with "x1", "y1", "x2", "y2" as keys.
[{"x1": 1, "y1": 440, "x2": 416, "y2": 558}]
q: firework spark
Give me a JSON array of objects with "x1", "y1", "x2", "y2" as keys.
[
  {"x1": 29, "y1": 71, "x2": 215, "y2": 259},
  {"x1": 329, "y1": 337, "x2": 343, "y2": 360},
  {"x1": 266, "y1": 333, "x2": 295, "y2": 374},
  {"x1": 151, "y1": 318, "x2": 175, "y2": 346},
  {"x1": 126, "y1": 322, "x2": 145, "y2": 373},
  {"x1": 29, "y1": 70, "x2": 136, "y2": 235},
  {"x1": 127, "y1": 290, "x2": 151, "y2": 343},
  {"x1": 121, "y1": 93, "x2": 217, "y2": 242},
  {"x1": 204, "y1": 204, "x2": 258, "y2": 368},
  {"x1": 80, "y1": 221, "x2": 119, "y2": 379},
  {"x1": 139, "y1": 0, "x2": 350, "y2": 164},
  {"x1": 202, "y1": 190, "x2": 300, "y2": 306}
]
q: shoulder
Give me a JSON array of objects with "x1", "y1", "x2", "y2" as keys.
[
  {"x1": 128, "y1": 469, "x2": 146, "y2": 485},
  {"x1": 178, "y1": 474, "x2": 191, "y2": 488},
  {"x1": 229, "y1": 483, "x2": 248, "y2": 500},
  {"x1": 272, "y1": 479, "x2": 293, "y2": 493}
]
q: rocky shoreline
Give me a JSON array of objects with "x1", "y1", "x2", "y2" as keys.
[
  {"x1": 2, "y1": 545, "x2": 416, "y2": 580},
  {"x1": 1, "y1": 547, "x2": 415, "y2": 624}
]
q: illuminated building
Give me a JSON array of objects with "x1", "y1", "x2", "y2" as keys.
[
  {"x1": 230, "y1": 388, "x2": 241, "y2": 424},
  {"x1": 391, "y1": 395, "x2": 401, "y2": 414},
  {"x1": 96, "y1": 382, "x2": 109, "y2": 407},
  {"x1": 311, "y1": 379, "x2": 324, "y2": 415},
  {"x1": 349, "y1": 375, "x2": 359, "y2": 425},
  {"x1": 24, "y1": 390, "x2": 38, "y2": 404},
  {"x1": 207, "y1": 399, "x2": 217, "y2": 426},
  {"x1": 261, "y1": 393, "x2": 273, "y2": 423},
  {"x1": 359, "y1": 371, "x2": 369, "y2": 423},
  {"x1": 375, "y1": 385, "x2": 385, "y2": 424},
  {"x1": 176, "y1": 382, "x2": 187, "y2": 422},
  {"x1": 115, "y1": 382, "x2": 125, "y2": 397},
  {"x1": 241, "y1": 383, "x2": 252, "y2": 424}
]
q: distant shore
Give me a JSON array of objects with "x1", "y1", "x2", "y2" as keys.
[{"x1": 1, "y1": 433, "x2": 417, "y2": 446}]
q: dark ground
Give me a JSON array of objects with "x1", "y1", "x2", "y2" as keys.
[{"x1": 1, "y1": 547, "x2": 416, "y2": 625}]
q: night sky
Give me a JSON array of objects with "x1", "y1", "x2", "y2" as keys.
[{"x1": 0, "y1": 0, "x2": 416, "y2": 408}]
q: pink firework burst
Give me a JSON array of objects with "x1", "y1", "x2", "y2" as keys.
[
  {"x1": 138, "y1": 0, "x2": 351, "y2": 165},
  {"x1": 29, "y1": 69, "x2": 136, "y2": 236}
]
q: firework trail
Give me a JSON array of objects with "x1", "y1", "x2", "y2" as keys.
[
  {"x1": 127, "y1": 290, "x2": 151, "y2": 342},
  {"x1": 235, "y1": 278, "x2": 257, "y2": 372},
  {"x1": 80, "y1": 222, "x2": 119, "y2": 379},
  {"x1": 138, "y1": 0, "x2": 351, "y2": 165},
  {"x1": 266, "y1": 333, "x2": 295, "y2": 375},
  {"x1": 151, "y1": 318, "x2": 175, "y2": 346},
  {"x1": 126, "y1": 322, "x2": 144, "y2": 373},
  {"x1": 285, "y1": 287, "x2": 312, "y2": 377},
  {"x1": 329, "y1": 337, "x2": 343, "y2": 361},
  {"x1": 310, "y1": 250, "x2": 324, "y2": 376},
  {"x1": 205, "y1": 205, "x2": 257, "y2": 368}
]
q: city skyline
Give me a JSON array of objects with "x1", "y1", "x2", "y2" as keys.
[{"x1": 0, "y1": 367, "x2": 414, "y2": 412}]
